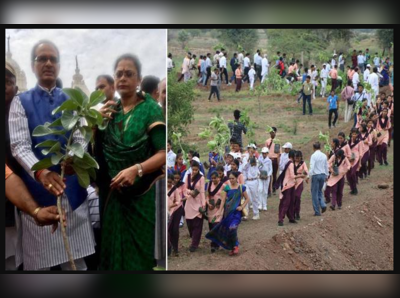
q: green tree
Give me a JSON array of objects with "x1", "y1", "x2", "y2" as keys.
[
  {"x1": 376, "y1": 29, "x2": 394, "y2": 56},
  {"x1": 218, "y1": 29, "x2": 259, "y2": 54},
  {"x1": 167, "y1": 75, "x2": 196, "y2": 137},
  {"x1": 178, "y1": 29, "x2": 190, "y2": 49},
  {"x1": 187, "y1": 29, "x2": 201, "y2": 38}
]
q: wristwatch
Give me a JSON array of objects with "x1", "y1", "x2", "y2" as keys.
[{"x1": 136, "y1": 164, "x2": 143, "y2": 177}]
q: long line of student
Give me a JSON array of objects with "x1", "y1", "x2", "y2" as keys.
[{"x1": 167, "y1": 100, "x2": 393, "y2": 257}]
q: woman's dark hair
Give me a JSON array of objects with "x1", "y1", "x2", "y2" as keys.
[
  {"x1": 336, "y1": 149, "x2": 344, "y2": 158},
  {"x1": 191, "y1": 160, "x2": 200, "y2": 168},
  {"x1": 172, "y1": 170, "x2": 181, "y2": 177},
  {"x1": 288, "y1": 150, "x2": 296, "y2": 159},
  {"x1": 294, "y1": 150, "x2": 303, "y2": 159},
  {"x1": 168, "y1": 174, "x2": 174, "y2": 181},
  {"x1": 210, "y1": 172, "x2": 219, "y2": 179},
  {"x1": 338, "y1": 132, "x2": 346, "y2": 138},
  {"x1": 360, "y1": 124, "x2": 367, "y2": 133},
  {"x1": 168, "y1": 53, "x2": 172, "y2": 58},
  {"x1": 216, "y1": 166, "x2": 225, "y2": 173},
  {"x1": 350, "y1": 128, "x2": 359, "y2": 135},
  {"x1": 231, "y1": 159, "x2": 240, "y2": 167},
  {"x1": 347, "y1": 79, "x2": 352, "y2": 86},
  {"x1": 332, "y1": 138, "x2": 340, "y2": 149},
  {"x1": 114, "y1": 53, "x2": 142, "y2": 78},
  {"x1": 31, "y1": 39, "x2": 60, "y2": 63},
  {"x1": 230, "y1": 138, "x2": 240, "y2": 145},
  {"x1": 229, "y1": 172, "x2": 240, "y2": 179}
]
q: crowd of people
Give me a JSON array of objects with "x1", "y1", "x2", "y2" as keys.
[
  {"x1": 5, "y1": 40, "x2": 166, "y2": 271},
  {"x1": 167, "y1": 56, "x2": 394, "y2": 256}
]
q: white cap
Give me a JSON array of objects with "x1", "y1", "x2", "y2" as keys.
[
  {"x1": 219, "y1": 52, "x2": 224, "y2": 57},
  {"x1": 261, "y1": 147, "x2": 269, "y2": 153},
  {"x1": 282, "y1": 142, "x2": 293, "y2": 149},
  {"x1": 323, "y1": 63, "x2": 326, "y2": 66},
  {"x1": 247, "y1": 143, "x2": 257, "y2": 149},
  {"x1": 366, "y1": 64, "x2": 371, "y2": 68},
  {"x1": 192, "y1": 157, "x2": 201, "y2": 164}
]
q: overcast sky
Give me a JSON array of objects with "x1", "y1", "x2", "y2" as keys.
[{"x1": 5, "y1": 29, "x2": 167, "y2": 91}]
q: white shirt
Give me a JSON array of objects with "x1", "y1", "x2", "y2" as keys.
[
  {"x1": 219, "y1": 56, "x2": 227, "y2": 68},
  {"x1": 331, "y1": 58, "x2": 336, "y2": 66},
  {"x1": 326, "y1": 64, "x2": 331, "y2": 72},
  {"x1": 244, "y1": 57, "x2": 250, "y2": 68},
  {"x1": 167, "y1": 150, "x2": 176, "y2": 168},
  {"x1": 224, "y1": 163, "x2": 231, "y2": 173},
  {"x1": 255, "y1": 54, "x2": 262, "y2": 66},
  {"x1": 374, "y1": 56, "x2": 380, "y2": 66},
  {"x1": 320, "y1": 68, "x2": 329, "y2": 79},
  {"x1": 311, "y1": 70, "x2": 318, "y2": 81},
  {"x1": 258, "y1": 155, "x2": 273, "y2": 176},
  {"x1": 363, "y1": 69, "x2": 370, "y2": 82},
  {"x1": 279, "y1": 152, "x2": 289, "y2": 173},
  {"x1": 213, "y1": 54, "x2": 219, "y2": 65},
  {"x1": 261, "y1": 58, "x2": 269, "y2": 75},
  {"x1": 339, "y1": 55, "x2": 344, "y2": 65},
  {"x1": 254, "y1": 53, "x2": 260, "y2": 65},
  {"x1": 308, "y1": 150, "x2": 329, "y2": 178},
  {"x1": 238, "y1": 53, "x2": 244, "y2": 64},
  {"x1": 167, "y1": 58, "x2": 173, "y2": 70},
  {"x1": 352, "y1": 72, "x2": 360, "y2": 86},
  {"x1": 206, "y1": 57, "x2": 212, "y2": 68},
  {"x1": 248, "y1": 69, "x2": 256, "y2": 79},
  {"x1": 368, "y1": 72, "x2": 379, "y2": 94},
  {"x1": 357, "y1": 55, "x2": 365, "y2": 64},
  {"x1": 244, "y1": 165, "x2": 260, "y2": 181}
]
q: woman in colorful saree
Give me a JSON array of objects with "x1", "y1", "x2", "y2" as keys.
[
  {"x1": 96, "y1": 54, "x2": 166, "y2": 270},
  {"x1": 206, "y1": 172, "x2": 250, "y2": 256}
]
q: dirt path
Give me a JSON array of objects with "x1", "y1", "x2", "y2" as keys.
[{"x1": 168, "y1": 82, "x2": 394, "y2": 271}]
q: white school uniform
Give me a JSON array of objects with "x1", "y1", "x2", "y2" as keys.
[{"x1": 258, "y1": 155, "x2": 272, "y2": 210}]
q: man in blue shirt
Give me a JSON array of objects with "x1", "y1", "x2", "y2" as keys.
[
  {"x1": 297, "y1": 67, "x2": 308, "y2": 104},
  {"x1": 327, "y1": 90, "x2": 339, "y2": 129}
]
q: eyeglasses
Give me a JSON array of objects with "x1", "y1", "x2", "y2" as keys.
[
  {"x1": 34, "y1": 56, "x2": 59, "y2": 64},
  {"x1": 114, "y1": 70, "x2": 136, "y2": 79}
]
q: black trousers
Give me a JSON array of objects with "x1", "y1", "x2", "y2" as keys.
[
  {"x1": 205, "y1": 67, "x2": 211, "y2": 86},
  {"x1": 209, "y1": 86, "x2": 220, "y2": 100},
  {"x1": 329, "y1": 108, "x2": 338, "y2": 127},
  {"x1": 220, "y1": 68, "x2": 228, "y2": 84},
  {"x1": 243, "y1": 67, "x2": 250, "y2": 83}
]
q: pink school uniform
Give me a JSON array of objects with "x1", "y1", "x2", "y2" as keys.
[
  {"x1": 294, "y1": 161, "x2": 308, "y2": 219},
  {"x1": 325, "y1": 155, "x2": 351, "y2": 208},
  {"x1": 207, "y1": 182, "x2": 225, "y2": 224}
]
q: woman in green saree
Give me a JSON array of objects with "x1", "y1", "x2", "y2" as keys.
[{"x1": 97, "y1": 54, "x2": 166, "y2": 270}]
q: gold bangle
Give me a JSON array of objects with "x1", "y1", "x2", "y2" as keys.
[{"x1": 32, "y1": 207, "x2": 44, "y2": 227}]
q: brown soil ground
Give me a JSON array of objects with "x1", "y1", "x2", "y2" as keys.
[{"x1": 168, "y1": 78, "x2": 394, "y2": 271}]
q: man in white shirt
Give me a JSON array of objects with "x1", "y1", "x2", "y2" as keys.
[
  {"x1": 357, "y1": 51, "x2": 365, "y2": 73},
  {"x1": 248, "y1": 66, "x2": 256, "y2": 90},
  {"x1": 338, "y1": 52, "x2": 345, "y2": 72},
  {"x1": 243, "y1": 53, "x2": 251, "y2": 83},
  {"x1": 279, "y1": 143, "x2": 292, "y2": 174},
  {"x1": 331, "y1": 54, "x2": 337, "y2": 67},
  {"x1": 368, "y1": 66, "x2": 380, "y2": 99},
  {"x1": 351, "y1": 84, "x2": 368, "y2": 127},
  {"x1": 352, "y1": 67, "x2": 360, "y2": 90},
  {"x1": 238, "y1": 51, "x2": 244, "y2": 74},
  {"x1": 364, "y1": 64, "x2": 371, "y2": 82},
  {"x1": 310, "y1": 65, "x2": 318, "y2": 100},
  {"x1": 261, "y1": 54, "x2": 270, "y2": 83},
  {"x1": 373, "y1": 53, "x2": 381, "y2": 69},
  {"x1": 167, "y1": 53, "x2": 174, "y2": 73},
  {"x1": 254, "y1": 50, "x2": 262, "y2": 82},
  {"x1": 308, "y1": 142, "x2": 329, "y2": 216},
  {"x1": 167, "y1": 140, "x2": 176, "y2": 171},
  {"x1": 320, "y1": 64, "x2": 329, "y2": 97},
  {"x1": 205, "y1": 53, "x2": 213, "y2": 86},
  {"x1": 219, "y1": 52, "x2": 230, "y2": 85},
  {"x1": 325, "y1": 62, "x2": 331, "y2": 72},
  {"x1": 213, "y1": 51, "x2": 220, "y2": 66},
  {"x1": 258, "y1": 147, "x2": 272, "y2": 211}
]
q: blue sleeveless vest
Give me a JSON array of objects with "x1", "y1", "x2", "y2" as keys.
[{"x1": 18, "y1": 85, "x2": 87, "y2": 210}]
